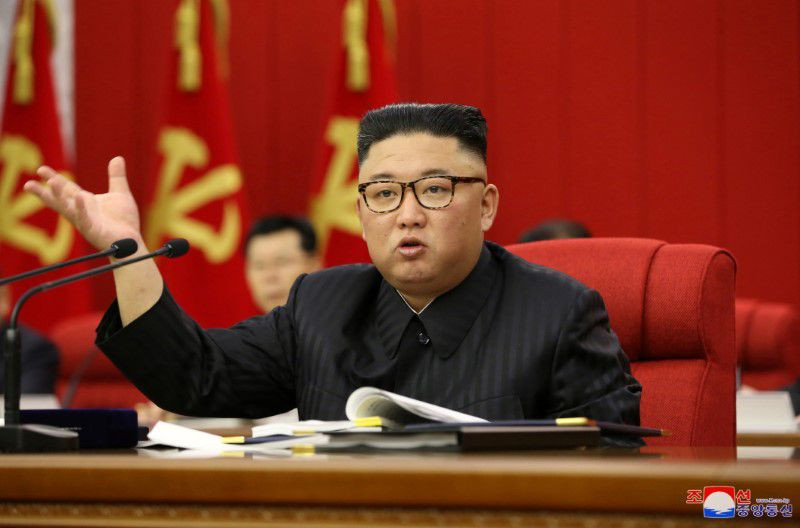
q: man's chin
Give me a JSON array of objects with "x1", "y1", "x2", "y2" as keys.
[{"x1": 387, "y1": 264, "x2": 437, "y2": 289}]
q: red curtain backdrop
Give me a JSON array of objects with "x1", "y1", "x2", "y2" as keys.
[
  {"x1": 71, "y1": 0, "x2": 800, "y2": 313},
  {"x1": 0, "y1": 0, "x2": 91, "y2": 332},
  {"x1": 140, "y1": 0, "x2": 256, "y2": 327}
]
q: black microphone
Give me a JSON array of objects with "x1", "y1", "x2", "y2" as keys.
[
  {"x1": 0, "y1": 238, "x2": 189, "y2": 452},
  {"x1": 0, "y1": 238, "x2": 139, "y2": 287},
  {"x1": 53, "y1": 239, "x2": 190, "y2": 411}
]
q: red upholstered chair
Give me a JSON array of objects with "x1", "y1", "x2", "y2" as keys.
[
  {"x1": 506, "y1": 238, "x2": 736, "y2": 446},
  {"x1": 736, "y1": 299, "x2": 800, "y2": 390},
  {"x1": 49, "y1": 312, "x2": 148, "y2": 409}
]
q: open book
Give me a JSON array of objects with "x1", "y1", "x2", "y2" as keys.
[
  {"x1": 251, "y1": 387, "x2": 486, "y2": 438},
  {"x1": 344, "y1": 387, "x2": 488, "y2": 425}
]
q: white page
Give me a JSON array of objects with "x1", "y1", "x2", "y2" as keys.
[
  {"x1": 147, "y1": 421, "x2": 239, "y2": 451},
  {"x1": 345, "y1": 387, "x2": 487, "y2": 424},
  {"x1": 736, "y1": 391, "x2": 798, "y2": 433},
  {"x1": 252, "y1": 420, "x2": 358, "y2": 438},
  {"x1": 147, "y1": 421, "x2": 325, "y2": 453}
]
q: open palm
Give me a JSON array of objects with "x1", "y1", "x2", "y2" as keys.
[{"x1": 24, "y1": 156, "x2": 144, "y2": 252}]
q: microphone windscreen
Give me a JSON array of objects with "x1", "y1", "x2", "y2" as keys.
[
  {"x1": 111, "y1": 238, "x2": 138, "y2": 258},
  {"x1": 164, "y1": 238, "x2": 190, "y2": 258}
]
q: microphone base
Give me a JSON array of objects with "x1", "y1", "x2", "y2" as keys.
[{"x1": 0, "y1": 423, "x2": 79, "y2": 452}]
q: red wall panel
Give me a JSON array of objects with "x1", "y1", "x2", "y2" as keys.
[
  {"x1": 489, "y1": 1, "x2": 561, "y2": 241},
  {"x1": 559, "y1": 0, "x2": 642, "y2": 237},
  {"x1": 721, "y1": 0, "x2": 800, "y2": 304},
  {"x1": 642, "y1": 0, "x2": 720, "y2": 244}
]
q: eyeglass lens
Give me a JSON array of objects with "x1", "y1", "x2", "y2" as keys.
[{"x1": 365, "y1": 177, "x2": 454, "y2": 212}]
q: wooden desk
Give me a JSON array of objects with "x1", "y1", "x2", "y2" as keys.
[
  {"x1": 0, "y1": 447, "x2": 797, "y2": 527},
  {"x1": 738, "y1": 431, "x2": 800, "y2": 447}
]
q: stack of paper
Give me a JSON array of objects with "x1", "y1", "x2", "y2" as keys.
[{"x1": 143, "y1": 421, "x2": 325, "y2": 455}]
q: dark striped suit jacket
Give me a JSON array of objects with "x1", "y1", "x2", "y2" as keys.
[{"x1": 97, "y1": 242, "x2": 641, "y2": 427}]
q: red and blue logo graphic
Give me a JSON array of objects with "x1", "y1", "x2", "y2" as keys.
[
  {"x1": 687, "y1": 486, "x2": 792, "y2": 518},
  {"x1": 703, "y1": 486, "x2": 736, "y2": 518}
]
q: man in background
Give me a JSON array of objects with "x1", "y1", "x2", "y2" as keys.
[
  {"x1": 242, "y1": 215, "x2": 321, "y2": 424},
  {"x1": 244, "y1": 216, "x2": 322, "y2": 313},
  {"x1": 0, "y1": 280, "x2": 59, "y2": 394},
  {"x1": 518, "y1": 219, "x2": 591, "y2": 243}
]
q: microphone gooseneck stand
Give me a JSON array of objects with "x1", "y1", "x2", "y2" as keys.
[
  {"x1": 0, "y1": 238, "x2": 138, "y2": 287},
  {"x1": 0, "y1": 239, "x2": 189, "y2": 452}
]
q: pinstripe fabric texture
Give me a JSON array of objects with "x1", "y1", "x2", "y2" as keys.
[{"x1": 98, "y1": 242, "x2": 641, "y2": 426}]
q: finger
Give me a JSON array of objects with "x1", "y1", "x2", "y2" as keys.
[
  {"x1": 35, "y1": 165, "x2": 83, "y2": 200},
  {"x1": 49, "y1": 174, "x2": 83, "y2": 200},
  {"x1": 108, "y1": 156, "x2": 131, "y2": 194},
  {"x1": 23, "y1": 180, "x2": 51, "y2": 200},
  {"x1": 36, "y1": 165, "x2": 59, "y2": 181},
  {"x1": 23, "y1": 179, "x2": 69, "y2": 215}
]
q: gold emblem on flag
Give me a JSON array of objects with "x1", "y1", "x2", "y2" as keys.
[
  {"x1": 0, "y1": 134, "x2": 74, "y2": 264},
  {"x1": 310, "y1": 117, "x2": 363, "y2": 254},
  {"x1": 145, "y1": 127, "x2": 242, "y2": 264}
]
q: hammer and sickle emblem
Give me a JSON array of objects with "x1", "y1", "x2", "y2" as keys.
[
  {"x1": 309, "y1": 116, "x2": 363, "y2": 254},
  {"x1": 0, "y1": 134, "x2": 74, "y2": 264},
  {"x1": 145, "y1": 127, "x2": 242, "y2": 264}
]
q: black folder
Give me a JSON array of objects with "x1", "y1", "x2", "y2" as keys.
[{"x1": 321, "y1": 425, "x2": 601, "y2": 452}]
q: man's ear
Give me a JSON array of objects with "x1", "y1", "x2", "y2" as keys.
[
  {"x1": 308, "y1": 254, "x2": 323, "y2": 272},
  {"x1": 480, "y1": 183, "x2": 500, "y2": 232}
]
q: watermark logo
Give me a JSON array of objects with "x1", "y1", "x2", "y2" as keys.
[
  {"x1": 702, "y1": 486, "x2": 736, "y2": 518},
  {"x1": 686, "y1": 486, "x2": 793, "y2": 519}
]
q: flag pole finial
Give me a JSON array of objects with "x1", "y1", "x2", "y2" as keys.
[
  {"x1": 176, "y1": 0, "x2": 202, "y2": 92},
  {"x1": 12, "y1": 0, "x2": 36, "y2": 105},
  {"x1": 343, "y1": 0, "x2": 370, "y2": 92}
]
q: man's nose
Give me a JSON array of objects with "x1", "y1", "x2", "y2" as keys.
[
  {"x1": 259, "y1": 267, "x2": 280, "y2": 282},
  {"x1": 396, "y1": 186, "x2": 427, "y2": 227}
]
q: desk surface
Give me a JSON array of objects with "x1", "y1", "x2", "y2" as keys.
[
  {"x1": 0, "y1": 447, "x2": 796, "y2": 514},
  {"x1": 738, "y1": 431, "x2": 800, "y2": 447}
]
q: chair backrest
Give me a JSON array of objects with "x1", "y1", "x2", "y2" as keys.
[
  {"x1": 736, "y1": 298, "x2": 800, "y2": 390},
  {"x1": 506, "y1": 238, "x2": 736, "y2": 446},
  {"x1": 49, "y1": 312, "x2": 148, "y2": 409}
]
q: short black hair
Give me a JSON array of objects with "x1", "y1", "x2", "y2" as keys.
[
  {"x1": 357, "y1": 103, "x2": 488, "y2": 165},
  {"x1": 244, "y1": 216, "x2": 317, "y2": 255},
  {"x1": 519, "y1": 219, "x2": 592, "y2": 243}
]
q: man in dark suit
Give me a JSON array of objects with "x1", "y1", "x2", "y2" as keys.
[{"x1": 24, "y1": 103, "x2": 641, "y2": 430}]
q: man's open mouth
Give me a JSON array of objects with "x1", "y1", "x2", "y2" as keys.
[{"x1": 397, "y1": 237, "x2": 425, "y2": 256}]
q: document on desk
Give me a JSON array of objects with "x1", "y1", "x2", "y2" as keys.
[
  {"x1": 252, "y1": 419, "x2": 382, "y2": 438},
  {"x1": 736, "y1": 391, "x2": 799, "y2": 433},
  {"x1": 345, "y1": 387, "x2": 488, "y2": 425},
  {"x1": 144, "y1": 421, "x2": 325, "y2": 454}
]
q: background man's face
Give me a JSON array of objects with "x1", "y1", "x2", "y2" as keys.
[
  {"x1": 245, "y1": 230, "x2": 321, "y2": 313},
  {"x1": 357, "y1": 132, "x2": 497, "y2": 298}
]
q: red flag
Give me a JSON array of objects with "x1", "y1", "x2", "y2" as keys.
[
  {"x1": 0, "y1": 0, "x2": 91, "y2": 332},
  {"x1": 309, "y1": 0, "x2": 399, "y2": 266},
  {"x1": 143, "y1": 0, "x2": 255, "y2": 327}
]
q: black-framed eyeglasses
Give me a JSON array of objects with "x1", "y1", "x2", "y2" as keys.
[{"x1": 357, "y1": 175, "x2": 486, "y2": 213}]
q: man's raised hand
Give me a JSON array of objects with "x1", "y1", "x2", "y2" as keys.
[{"x1": 24, "y1": 156, "x2": 144, "y2": 253}]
